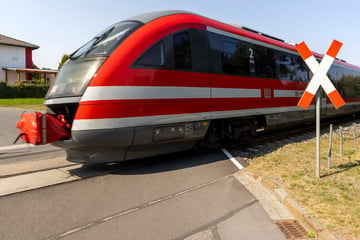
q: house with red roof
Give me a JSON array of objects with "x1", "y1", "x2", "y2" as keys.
[{"x1": 0, "y1": 34, "x2": 57, "y2": 85}]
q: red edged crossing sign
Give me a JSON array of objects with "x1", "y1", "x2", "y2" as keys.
[{"x1": 296, "y1": 40, "x2": 345, "y2": 109}]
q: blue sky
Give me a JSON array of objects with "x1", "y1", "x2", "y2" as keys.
[{"x1": 2, "y1": 0, "x2": 360, "y2": 69}]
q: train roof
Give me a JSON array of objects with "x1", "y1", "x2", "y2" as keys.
[
  {"x1": 125, "y1": 10, "x2": 360, "y2": 71},
  {"x1": 126, "y1": 10, "x2": 195, "y2": 24},
  {"x1": 127, "y1": 10, "x2": 285, "y2": 42}
]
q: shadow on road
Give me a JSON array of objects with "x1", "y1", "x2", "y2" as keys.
[{"x1": 69, "y1": 150, "x2": 231, "y2": 179}]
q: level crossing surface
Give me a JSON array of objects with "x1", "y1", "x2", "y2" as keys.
[{"x1": 0, "y1": 150, "x2": 285, "y2": 239}]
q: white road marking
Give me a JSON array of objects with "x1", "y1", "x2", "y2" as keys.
[
  {"x1": 221, "y1": 148, "x2": 244, "y2": 170},
  {"x1": 59, "y1": 223, "x2": 95, "y2": 238}
]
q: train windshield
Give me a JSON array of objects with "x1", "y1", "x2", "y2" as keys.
[
  {"x1": 46, "y1": 21, "x2": 142, "y2": 99},
  {"x1": 70, "y1": 21, "x2": 141, "y2": 59}
]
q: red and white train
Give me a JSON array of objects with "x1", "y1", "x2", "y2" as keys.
[{"x1": 17, "y1": 10, "x2": 360, "y2": 163}]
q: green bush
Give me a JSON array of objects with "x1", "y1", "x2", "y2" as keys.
[{"x1": 0, "y1": 82, "x2": 49, "y2": 98}]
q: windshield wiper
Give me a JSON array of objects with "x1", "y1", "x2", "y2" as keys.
[
  {"x1": 69, "y1": 26, "x2": 115, "y2": 60},
  {"x1": 92, "y1": 26, "x2": 115, "y2": 46}
]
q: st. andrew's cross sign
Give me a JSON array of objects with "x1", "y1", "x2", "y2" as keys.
[
  {"x1": 296, "y1": 40, "x2": 345, "y2": 109},
  {"x1": 296, "y1": 40, "x2": 345, "y2": 177}
]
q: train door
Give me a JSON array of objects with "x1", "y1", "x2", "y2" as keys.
[
  {"x1": 172, "y1": 29, "x2": 211, "y2": 116},
  {"x1": 187, "y1": 29, "x2": 212, "y2": 117},
  {"x1": 207, "y1": 32, "x2": 254, "y2": 114},
  {"x1": 207, "y1": 31, "x2": 221, "y2": 117}
]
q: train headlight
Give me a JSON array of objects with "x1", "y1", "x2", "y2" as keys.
[{"x1": 46, "y1": 57, "x2": 105, "y2": 99}]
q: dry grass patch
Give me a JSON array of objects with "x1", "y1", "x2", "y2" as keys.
[{"x1": 245, "y1": 126, "x2": 360, "y2": 239}]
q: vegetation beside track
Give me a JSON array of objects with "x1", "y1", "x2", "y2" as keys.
[
  {"x1": 0, "y1": 98, "x2": 46, "y2": 111},
  {"x1": 245, "y1": 123, "x2": 360, "y2": 239}
]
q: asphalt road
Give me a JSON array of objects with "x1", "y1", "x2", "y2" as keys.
[
  {"x1": 0, "y1": 108, "x2": 285, "y2": 239},
  {"x1": 0, "y1": 151, "x2": 285, "y2": 239},
  {"x1": 0, "y1": 107, "x2": 24, "y2": 146}
]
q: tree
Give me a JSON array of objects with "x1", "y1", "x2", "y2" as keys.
[{"x1": 58, "y1": 54, "x2": 69, "y2": 70}]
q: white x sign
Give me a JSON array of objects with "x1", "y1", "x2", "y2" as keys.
[{"x1": 296, "y1": 40, "x2": 345, "y2": 109}]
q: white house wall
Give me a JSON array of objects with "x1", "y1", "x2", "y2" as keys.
[{"x1": 0, "y1": 45, "x2": 26, "y2": 81}]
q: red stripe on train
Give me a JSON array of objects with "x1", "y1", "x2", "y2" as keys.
[
  {"x1": 89, "y1": 67, "x2": 309, "y2": 90},
  {"x1": 75, "y1": 97, "x2": 301, "y2": 120},
  {"x1": 75, "y1": 99, "x2": 212, "y2": 119}
]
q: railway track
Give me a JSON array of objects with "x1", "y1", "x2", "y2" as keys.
[
  {"x1": 230, "y1": 115, "x2": 360, "y2": 162},
  {"x1": 0, "y1": 144, "x2": 65, "y2": 164},
  {"x1": 0, "y1": 150, "x2": 206, "y2": 196},
  {"x1": 2, "y1": 115, "x2": 359, "y2": 196}
]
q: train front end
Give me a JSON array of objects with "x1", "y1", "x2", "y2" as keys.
[
  {"x1": 17, "y1": 20, "x2": 143, "y2": 163},
  {"x1": 17, "y1": 11, "x2": 212, "y2": 163}
]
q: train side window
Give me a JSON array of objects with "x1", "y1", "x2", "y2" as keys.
[
  {"x1": 221, "y1": 40, "x2": 249, "y2": 76},
  {"x1": 207, "y1": 32, "x2": 222, "y2": 73},
  {"x1": 328, "y1": 66, "x2": 341, "y2": 82},
  {"x1": 252, "y1": 45, "x2": 275, "y2": 79},
  {"x1": 136, "y1": 41, "x2": 165, "y2": 67},
  {"x1": 295, "y1": 56, "x2": 310, "y2": 82},
  {"x1": 174, "y1": 32, "x2": 192, "y2": 69},
  {"x1": 275, "y1": 52, "x2": 309, "y2": 82},
  {"x1": 276, "y1": 53, "x2": 294, "y2": 80},
  {"x1": 336, "y1": 66, "x2": 360, "y2": 98}
]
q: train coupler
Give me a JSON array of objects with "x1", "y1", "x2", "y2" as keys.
[{"x1": 15, "y1": 112, "x2": 71, "y2": 145}]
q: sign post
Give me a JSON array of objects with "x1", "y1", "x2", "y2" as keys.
[
  {"x1": 296, "y1": 40, "x2": 345, "y2": 178},
  {"x1": 316, "y1": 89, "x2": 321, "y2": 178}
]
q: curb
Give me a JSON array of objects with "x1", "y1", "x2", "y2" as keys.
[{"x1": 245, "y1": 171, "x2": 338, "y2": 240}]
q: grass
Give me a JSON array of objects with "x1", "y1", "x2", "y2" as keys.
[
  {"x1": 245, "y1": 124, "x2": 360, "y2": 239},
  {"x1": 0, "y1": 98, "x2": 46, "y2": 111}
]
